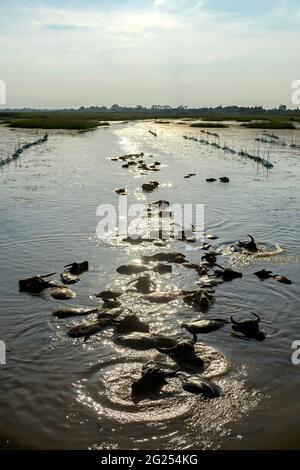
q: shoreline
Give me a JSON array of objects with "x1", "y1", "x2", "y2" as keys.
[{"x1": 1, "y1": 110, "x2": 300, "y2": 131}]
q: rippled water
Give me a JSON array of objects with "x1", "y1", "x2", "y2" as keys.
[{"x1": 0, "y1": 121, "x2": 299, "y2": 449}]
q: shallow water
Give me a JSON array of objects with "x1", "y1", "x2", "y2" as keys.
[{"x1": 0, "y1": 121, "x2": 299, "y2": 449}]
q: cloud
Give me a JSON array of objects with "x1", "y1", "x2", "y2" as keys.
[
  {"x1": 30, "y1": 5, "x2": 182, "y2": 36},
  {"x1": 153, "y1": 0, "x2": 201, "y2": 7},
  {"x1": 153, "y1": 0, "x2": 166, "y2": 6},
  {"x1": 0, "y1": 0, "x2": 299, "y2": 107},
  {"x1": 153, "y1": 0, "x2": 205, "y2": 13},
  {"x1": 42, "y1": 23, "x2": 84, "y2": 31}
]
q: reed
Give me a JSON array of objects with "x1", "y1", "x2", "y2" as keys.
[
  {"x1": 242, "y1": 121, "x2": 295, "y2": 129},
  {"x1": 10, "y1": 117, "x2": 103, "y2": 130},
  {"x1": 2, "y1": 109, "x2": 300, "y2": 130},
  {"x1": 190, "y1": 122, "x2": 228, "y2": 128}
]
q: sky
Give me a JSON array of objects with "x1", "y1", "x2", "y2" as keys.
[{"x1": 0, "y1": 0, "x2": 299, "y2": 108}]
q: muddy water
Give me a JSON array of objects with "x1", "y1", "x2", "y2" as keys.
[{"x1": 0, "y1": 121, "x2": 299, "y2": 449}]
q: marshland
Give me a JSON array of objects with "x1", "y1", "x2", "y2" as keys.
[
  {"x1": 0, "y1": 118, "x2": 299, "y2": 449},
  {"x1": 1, "y1": 107, "x2": 300, "y2": 130}
]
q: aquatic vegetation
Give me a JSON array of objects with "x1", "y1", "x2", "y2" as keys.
[
  {"x1": 183, "y1": 134, "x2": 273, "y2": 169},
  {"x1": 190, "y1": 122, "x2": 228, "y2": 128},
  {"x1": 1, "y1": 106, "x2": 300, "y2": 131},
  {"x1": 0, "y1": 134, "x2": 48, "y2": 167},
  {"x1": 200, "y1": 115, "x2": 254, "y2": 122},
  {"x1": 263, "y1": 132, "x2": 279, "y2": 139},
  {"x1": 290, "y1": 141, "x2": 300, "y2": 150},
  {"x1": 242, "y1": 120, "x2": 295, "y2": 129},
  {"x1": 255, "y1": 137, "x2": 287, "y2": 147},
  {"x1": 10, "y1": 116, "x2": 102, "y2": 130}
]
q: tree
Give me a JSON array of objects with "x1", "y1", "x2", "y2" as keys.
[{"x1": 278, "y1": 104, "x2": 287, "y2": 111}]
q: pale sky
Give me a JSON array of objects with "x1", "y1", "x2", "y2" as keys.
[{"x1": 0, "y1": 0, "x2": 299, "y2": 108}]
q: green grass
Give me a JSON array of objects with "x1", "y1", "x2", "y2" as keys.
[
  {"x1": 1, "y1": 109, "x2": 299, "y2": 130},
  {"x1": 193, "y1": 113, "x2": 300, "y2": 123},
  {"x1": 200, "y1": 115, "x2": 254, "y2": 122},
  {"x1": 190, "y1": 122, "x2": 228, "y2": 128},
  {"x1": 242, "y1": 120, "x2": 296, "y2": 129}
]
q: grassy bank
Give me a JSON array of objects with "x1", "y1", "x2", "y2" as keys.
[
  {"x1": 0, "y1": 109, "x2": 299, "y2": 130},
  {"x1": 9, "y1": 116, "x2": 108, "y2": 130},
  {"x1": 200, "y1": 115, "x2": 254, "y2": 122},
  {"x1": 190, "y1": 122, "x2": 228, "y2": 128},
  {"x1": 242, "y1": 120, "x2": 296, "y2": 129}
]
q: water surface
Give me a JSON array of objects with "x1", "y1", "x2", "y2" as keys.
[{"x1": 0, "y1": 121, "x2": 299, "y2": 449}]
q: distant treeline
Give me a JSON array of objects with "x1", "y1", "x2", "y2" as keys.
[
  {"x1": 1, "y1": 104, "x2": 300, "y2": 116},
  {"x1": 0, "y1": 105, "x2": 299, "y2": 130}
]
